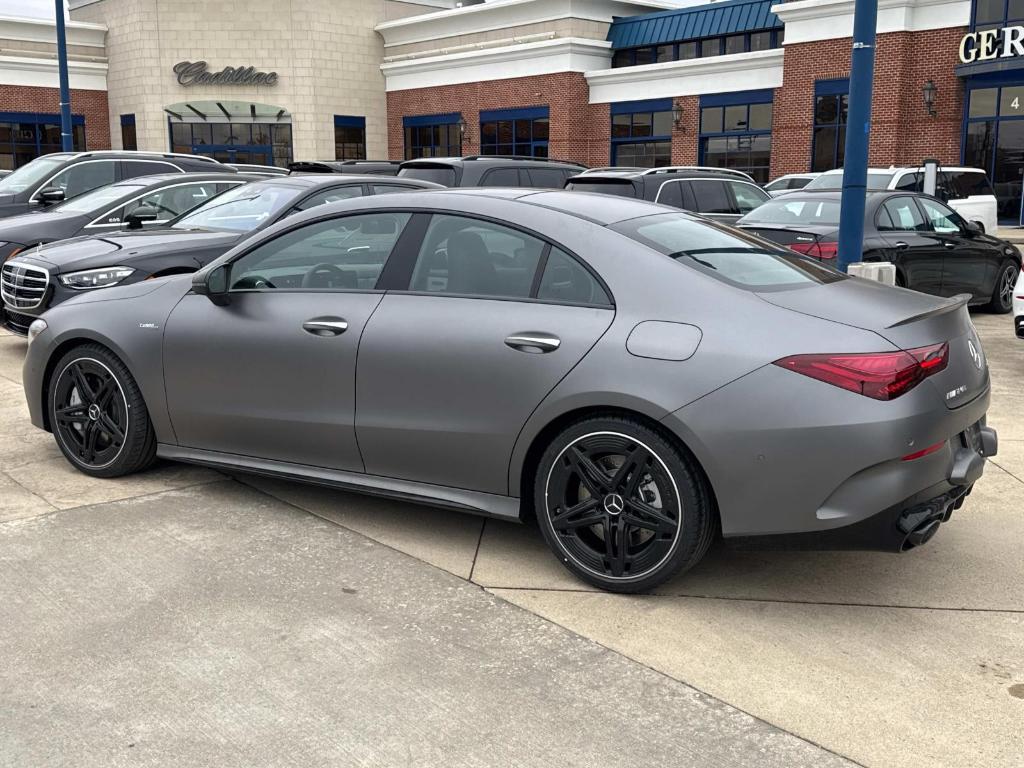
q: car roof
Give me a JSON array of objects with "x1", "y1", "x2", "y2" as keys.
[
  {"x1": 115, "y1": 172, "x2": 249, "y2": 186},
  {"x1": 251, "y1": 174, "x2": 441, "y2": 189},
  {"x1": 568, "y1": 168, "x2": 753, "y2": 182},
  {"x1": 400, "y1": 155, "x2": 586, "y2": 169},
  {"x1": 818, "y1": 166, "x2": 988, "y2": 175}
]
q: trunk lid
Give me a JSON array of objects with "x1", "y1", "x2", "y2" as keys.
[
  {"x1": 758, "y1": 277, "x2": 988, "y2": 408},
  {"x1": 738, "y1": 223, "x2": 835, "y2": 249}
]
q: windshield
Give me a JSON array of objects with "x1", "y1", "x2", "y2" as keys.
[
  {"x1": 805, "y1": 172, "x2": 893, "y2": 191},
  {"x1": 739, "y1": 198, "x2": 841, "y2": 226},
  {"x1": 610, "y1": 213, "x2": 845, "y2": 290},
  {"x1": 172, "y1": 183, "x2": 293, "y2": 232},
  {"x1": 53, "y1": 183, "x2": 145, "y2": 215},
  {"x1": 0, "y1": 155, "x2": 71, "y2": 194}
]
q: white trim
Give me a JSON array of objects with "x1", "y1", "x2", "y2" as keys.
[
  {"x1": 376, "y1": 0, "x2": 687, "y2": 48},
  {"x1": 0, "y1": 15, "x2": 106, "y2": 48},
  {"x1": 586, "y1": 48, "x2": 784, "y2": 103},
  {"x1": 381, "y1": 36, "x2": 612, "y2": 92},
  {"x1": 772, "y1": 0, "x2": 970, "y2": 44},
  {"x1": 0, "y1": 54, "x2": 107, "y2": 90}
]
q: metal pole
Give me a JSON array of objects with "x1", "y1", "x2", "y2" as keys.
[
  {"x1": 836, "y1": 0, "x2": 878, "y2": 272},
  {"x1": 55, "y1": 0, "x2": 74, "y2": 152}
]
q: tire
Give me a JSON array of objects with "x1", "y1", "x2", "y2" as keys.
[
  {"x1": 987, "y1": 261, "x2": 1019, "y2": 314},
  {"x1": 534, "y1": 415, "x2": 715, "y2": 593},
  {"x1": 48, "y1": 343, "x2": 156, "y2": 478}
]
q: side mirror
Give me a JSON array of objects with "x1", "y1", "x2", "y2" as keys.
[
  {"x1": 37, "y1": 187, "x2": 65, "y2": 205},
  {"x1": 965, "y1": 220, "x2": 985, "y2": 235},
  {"x1": 192, "y1": 264, "x2": 230, "y2": 306},
  {"x1": 125, "y1": 205, "x2": 159, "y2": 230}
]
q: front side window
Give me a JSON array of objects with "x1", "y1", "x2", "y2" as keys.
[
  {"x1": 120, "y1": 182, "x2": 228, "y2": 222},
  {"x1": 55, "y1": 183, "x2": 144, "y2": 215},
  {"x1": 611, "y1": 212, "x2": 846, "y2": 289},
  {"x1": 230, "y1": 212, "x2": 411, "y2": 291},
  {"x1": 46, "y1": 161, "x2": 116, "y2": 199},
  {"x1": 918, "y1": 198, "x2": 964, "y2": 234},
  {"x1": 409, "y1": 215, "x2": 545, "y2": 299},
  {"x1": 729, "y1": 181, "x2": 770, "y2": 213}
]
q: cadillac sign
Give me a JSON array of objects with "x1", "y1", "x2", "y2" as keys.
[
  {"x1": 173, "y1": 61, "x2": 279, "y2": 87},
  {"x1": 959, "y1": 26, "x2": 1024, "y2": 63}
]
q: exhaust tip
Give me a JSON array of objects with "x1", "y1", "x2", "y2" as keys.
[{"x1": 900, "y1": 519, "x2": 940, "y2": 552}]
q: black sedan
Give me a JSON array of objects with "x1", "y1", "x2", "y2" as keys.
[
  {"x1": 0, "y1": 172, "x2": 249, "y2": 263},
  {"x1": 1, "y1": 174, "x2": 442, "y2": 334},
  {"x1": 736, "y1": 191, "x2": 1021, "y2": 312}
]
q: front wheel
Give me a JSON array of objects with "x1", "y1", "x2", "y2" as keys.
[
  {"x1": 534, "y1": 416, "x2": 715, "y2": 593},
  {"x1": 988, "y1": 261, "x2": 1019, "y2": 314},
  {"x1": 48, "y1": 343, "x2": 156, "y2": 478}
]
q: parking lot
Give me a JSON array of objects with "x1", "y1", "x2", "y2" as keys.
[{"x1": 0, "y1": 313, "x2": 1021, "y2": 768}]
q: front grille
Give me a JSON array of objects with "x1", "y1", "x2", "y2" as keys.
[{"x1": 1, "y1": 262, "x2": 49, "y2": 310}]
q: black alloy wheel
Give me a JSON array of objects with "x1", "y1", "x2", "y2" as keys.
[
  {"x1": 536, "y1": 416, "x2": 715, "y2": 592},
  {"x1": 49, "y1": 344, "x2": 156, "y2": 477},
  {"x1": 989, "y1": 261, "x2": 1019, "y2": 314}
]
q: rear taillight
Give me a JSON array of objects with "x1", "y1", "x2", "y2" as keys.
[
  {"x1": 773, "y1": 342, "x2": 949, "y2": 400},
  {"x1": 788, "y1": 241, "x2": 838, "y2": 259}
]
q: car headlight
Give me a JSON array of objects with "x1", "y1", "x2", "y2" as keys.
[
  {"x1": 58, "y1": 266, "x2": 135, "y2": 290},
  {"x1": 26, "y1": 318, "x2": 47, "y2": 346}
]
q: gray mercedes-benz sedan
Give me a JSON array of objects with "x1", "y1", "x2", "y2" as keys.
[{"x1": 20, "y1": 189, "x2": 997, "y2": 592}]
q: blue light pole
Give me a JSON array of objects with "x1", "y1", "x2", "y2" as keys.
[
  {"x1": 55, "y1": 0, "x2": 74, "y2": 152},
  {"x1": 836, "y1": 0, "x2": 878, "y2": 272}
]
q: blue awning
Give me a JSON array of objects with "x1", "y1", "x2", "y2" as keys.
[{"x1": 608, "y1": 0, "x2": 783, "y2": 49}]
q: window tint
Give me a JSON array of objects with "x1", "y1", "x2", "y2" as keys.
[
  {"x1": 230, "y1": 212, "x2": 411, "y2": 291},
  {"x1": 122, "y1": 160, "x2": 179, "y2": 179},
  {"x1": 371, "y1": 184, "x2": 419, "y2": 195},
  {"x1": 657, "y1": 180, "x2": 684, "y2": 208},
  {"x1": 879, "y1": 198, "x2": 926, "y2": 231},
  {"x1": 409, "y1": 215, "x2": 544, "y2": 299},
  {"x1": 740, "y1": 198, "x2": 841, "y2": 225},
  {"x1": 946, "y1": 170, "x2": 994, "y2": 198},
  {"x1": 728, "y1": 181, "x2": 769, "y2": 213},
  {"x1": 294, "y1": 185, "x2": 362, "y2": 211},
  {"x1": 55, "y1": 183, "x2": 145, "y2": 215},
  {"x1": 691, "y1": 180, "x2": 734, "y2": 214},
  {"x1": 537, "y1": 248, "x2": 611, "y2": 305},
  {"x1": 527, "y1": 168, "x2": 571, "y2": 188},
  {"x1": 918, "y1": 198, "x2": 964, "y2": 234},
  {"x1": 399, "y1": 165, "x2": 456, "y2": 186},
  {"x1": 480, "y1": 168, "x2": 520, "y2": 187},
  {"x1": 46, "y1": 161, "x2": 116, "y2": 199},
  {"x1": 893, "y1": 172, "x2": 921, "y2": 192},
  {"x1": 611, "y1": 212, "x2": 845, "y2": 289},
  {"x1": 565, "y1": 179, "x2": 637, "y2": 197},
  {"x1": 120, "y1": 182, "x2": 226, "y2": 222}
]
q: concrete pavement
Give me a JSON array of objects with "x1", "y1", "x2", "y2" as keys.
[{"x1": 1, "y1": 312, "x2": 1022, "y2": 767}]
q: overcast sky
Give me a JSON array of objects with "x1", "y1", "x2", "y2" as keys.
[{"x1": 0, "y1": 0, "x2": 61, "y2": 20}]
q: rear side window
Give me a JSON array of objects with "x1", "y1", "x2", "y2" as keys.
[
  {"x1": 536, "y1": 248, "x2": 611, "y2": 305},
  {"x1": 656, "y1": 181, "x2": 684, "y2": 208},
  {"x1": 788, "y1": 177, "x2": 813, "y2": 190},
  {"x1": 527, "y1": 168, "x2": 571, "y2": 188},
  {"x1": 565, "y1": 179, "x2": 637, "y2": 198},
  {"x1": 690, "y1": 180, "x2": 733, "y2": 214},
  {"x1": 46, "y1": 161, "x2": 116, "y2": 200},
  {"x1": 945, "y1": 170, "x2": 995, "y2": 198},
  {"x1": 610, "y1": 212, "x2": 846, "y2": 289},
  {"x1": 894, "y1": 172, "x2": 921, "y2": 192},
  {"x1": 878, "y1": 197, "x2": 926, "y2": 231},
  {"x1": 293, "y1": 185, "x2": 362, "y2": 211},
  {"x1": 480, "y1": 168, "x2": 520, "y2": 187},
  {"x1": 122, "y1": 160, "x2": 180, "y2": 179},
  {"x1": 740, "y1": 198, "x2": 841, "y2": 225},
  {"x1": 399, "y1": 165, "x2": 457, "y2": 186}
]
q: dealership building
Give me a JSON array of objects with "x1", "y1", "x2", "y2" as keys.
[{"x1": 1, "y1": 0, "x2": 1023, "y2": 219}]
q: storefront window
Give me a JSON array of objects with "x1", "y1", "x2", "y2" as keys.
[
  {"x1": 480, "y1": 108, "x2": 549, "y2": 157},
  {"x1": 120, "y1": 114, "x2": 137, "y2": 151},
  {"x1": 0, "y1": 112, "x2": 85, "y2": 171},
  {"x1": 611, "y1": 100, "x2": 673, "y2": 167},
  {"x1": 699, "y1": 93, "x2": 773, "y2": 183},
  {"x1": 611, "y1": 29, "x2": 783, "y2": 68},
  {"x1": 973, "y1": 0, "x2": 1024, "y2": 28},
  {"x1": 167, "y1": 119, "x2": 292, "y2": 167},
  {"x1": 403, "y1": 114, "x2": 462, "y2": 160},
  {"x1": 964, "y1": 84, "x2": 1024, "y2": 222},
  {"x1": 334, "y1": 116, "x2": 366, "y2": 161},
  {"x1": 811, "y1": 80, "x2": 849, "y2": 172}
]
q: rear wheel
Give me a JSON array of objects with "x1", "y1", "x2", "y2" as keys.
[
  {"x1": 48, "y1": 344, "x2": 156, "y2": 478},
  {"x1": 534, "y1": 416, "x2": 715, "y2": 593},
  {"x1": 988, "y1": 261, "x2": 1019, "y2": 314}
]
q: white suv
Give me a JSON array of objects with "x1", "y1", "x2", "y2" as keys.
[
  {"x1": 803, "y1": 166, "x2": 998, "y2": 235},
  {"x1": 1014, "y1": 269, "x2": 1024, "y2": 339}
]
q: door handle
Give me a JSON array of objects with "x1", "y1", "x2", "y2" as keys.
[
  {"x1": 943, "y1": 241, "x2": 955, "y2": 249},
  {"x1": 893, "y1": 241, "x2": 909, "y2": 251},
  {"x1": 505, "y1": 333, "x2": 561, "y2": 353},
  {"x1": 302, "y1": 318, "x2": 348, "y2": 337}
]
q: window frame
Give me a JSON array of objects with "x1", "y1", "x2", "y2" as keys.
[
  {"x1": 403, "y1": 114, "x2": 463, "y2": 160},
  {"x1": 386, "y1": 210, "x2": 615, "y2": 308},
  {"x1": 610, "y1": 101, "x2": 674, "y2": 168},
  {"x1": 609, "y1": 29, "x2": 783, "y2": 69},
  {"x1": 876, "y1": 195, "x2": 928, "y2": 233},
  {"x1": 479, "y1": 107, "x2": 550, "y2": 158},
  {"x1": 28, "y1": 158, "x2": 118, "y2": 203},
  {"x1": 85, "y1": 180, "x2": 246, "y2": 229},
  {"x1": 697, "y1": 92, "x2": 774, "y2": 184},
  {"x1": 811, "y1": 80, "x2": 850, "y2": 172},
  {"x1": 334, "y1": 115, "x2": 367, "y2": 161}
]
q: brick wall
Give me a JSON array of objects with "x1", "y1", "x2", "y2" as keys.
[
  {"x1": 771, "y1": 26, "x2": 965, "y2": 177},
  {"x1": 0, "y1": 85, "x2": 111, "y2": 151},
  {"x1": 387, "y1": 73, "x2": 611, "y2": 165}
]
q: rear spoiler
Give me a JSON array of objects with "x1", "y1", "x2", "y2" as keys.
[{"x1": 886, "y1": 294, "x2": 971, "y2": 329}]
